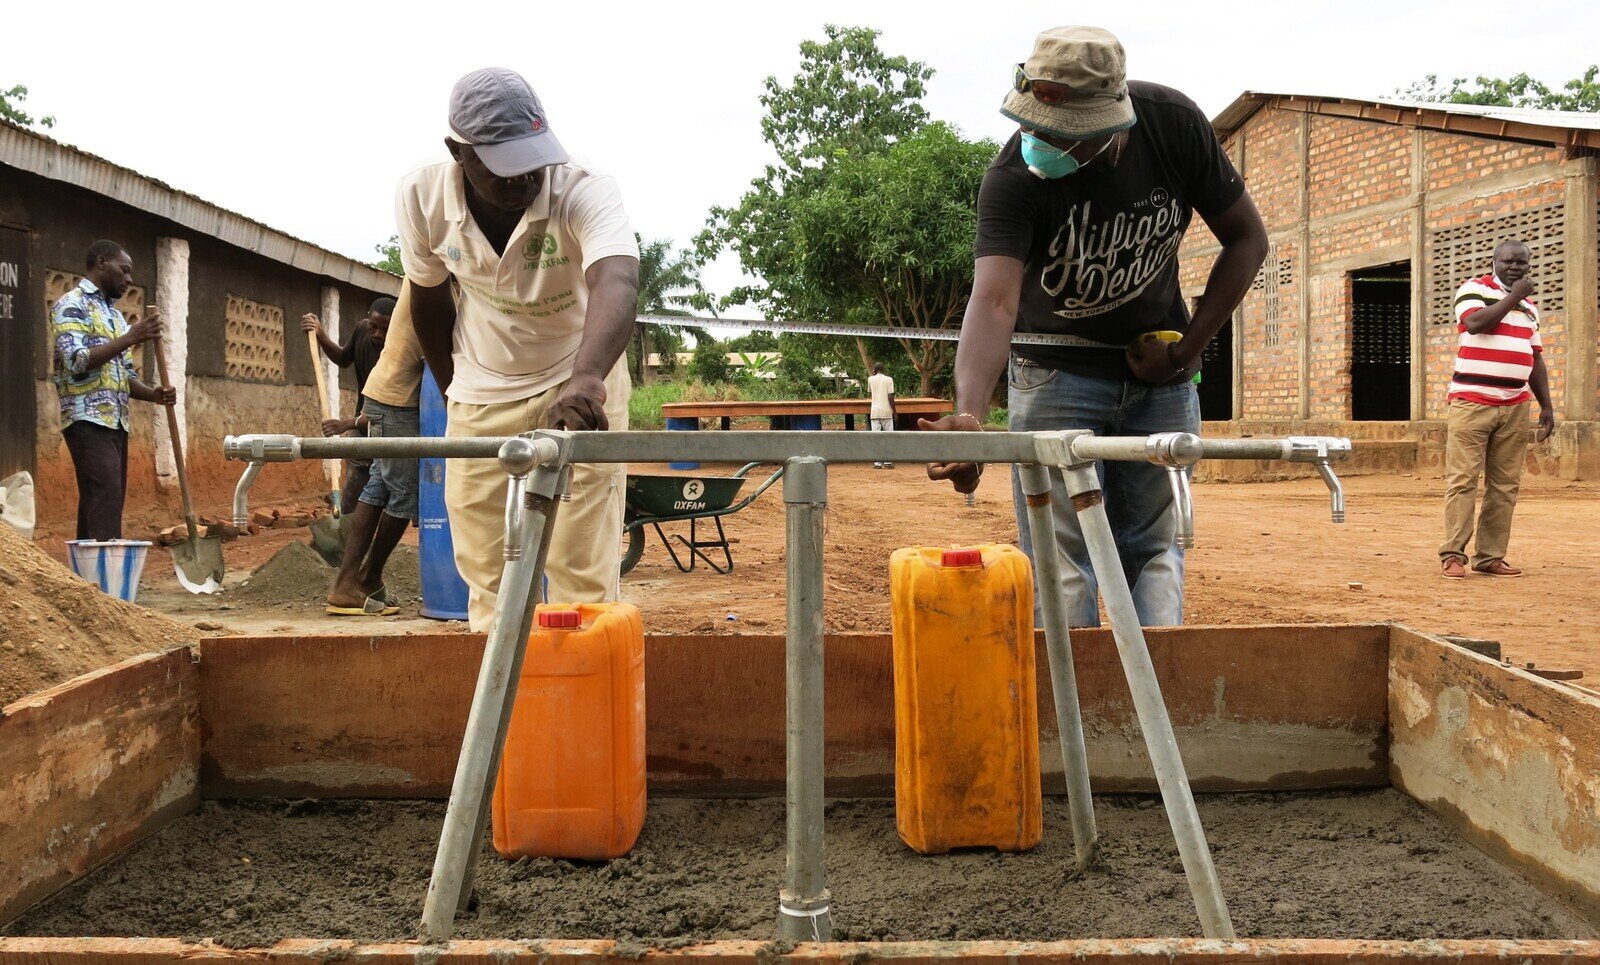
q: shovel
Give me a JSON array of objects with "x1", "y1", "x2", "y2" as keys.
[
  {"x1": 306, "y1": 329, "x2": 346, "y2": 566},
  {"x1": 154, "y1": 339, "x2": 224, "y2": 593}
]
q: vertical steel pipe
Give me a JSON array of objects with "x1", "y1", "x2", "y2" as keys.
[
  {"x1": 1058, "y1": 461, "x2": 1236, "y2": 940},
  {"x1": 1017, "y1": 463, "x2": 1100, "y2": 870},
  {"x1": 776, "y1": 456, "x2": 832, "y2": 941}
]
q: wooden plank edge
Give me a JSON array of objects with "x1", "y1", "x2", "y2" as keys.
[{"x1": 2, "y1": 937, "x2": 1599, "y2": 964}]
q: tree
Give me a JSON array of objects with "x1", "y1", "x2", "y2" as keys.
[
  {"x1": 632, "y1": 235, "x2": 709, "y2": 383},
  {"x1": 1397, "y1": 66, "x2": 1599, "y2": 112},
  {"x1": 688, "y1": 337, "x2": 733, "y2": 384},
  {"x1": 786, "y1": 123, "x2": 994, "y2": 395},
  {"x1": 0, "y1": 84, "x2": 54, "y2": 130},
  {"x1": 372, "y1": 236, "x2": 403, "y2": 275},
  {"x1": 696, "y1": 26, "x2": 987, "y2": 394},
  {"x1": 697, "y1": 25, "x2": 934, "y2": 328}
]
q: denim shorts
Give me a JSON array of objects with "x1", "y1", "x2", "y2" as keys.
[{"x1": 358, "y1": 400, "x2": 421, "y2": 522}]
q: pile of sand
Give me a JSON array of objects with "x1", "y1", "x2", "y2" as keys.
[
  {"x1": 0, "y1": 525, "x2": 200, "y2": 706},
  {"x1": 230, "y1": 541, "x2": 422, "y2": 608}
]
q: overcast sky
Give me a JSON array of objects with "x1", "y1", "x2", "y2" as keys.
[{"x1": 6, "y1": 0, "x2": 1593, "y2": 307}]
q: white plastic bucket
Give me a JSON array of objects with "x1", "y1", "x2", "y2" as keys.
[{"x1": 66, "y1": 539, "x2": 153, "y2": 603}]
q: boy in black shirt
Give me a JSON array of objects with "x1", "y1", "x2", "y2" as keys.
[
  {"x1": 924, "y1": 26, "x2": 1267, "y2": 627},
  {"x1": 302, "y1": 297, "x2": 396, "y2": 512}
]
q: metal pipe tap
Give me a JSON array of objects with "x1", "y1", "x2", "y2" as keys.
[
  {"x1": 1286, "y1": 437, "x2": 1352, "y2": 524},
  {"x1": 231, "y1": 462, "x2": 264, "y2": 528},
  {"x1": 1165, "y1": 466, "x2": 1196, "y2": 548}
]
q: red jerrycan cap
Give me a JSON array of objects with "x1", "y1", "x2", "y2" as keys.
[
  {"x1": 941, "y1": 548, "x2": 984, "y2": 567},
  {"x1": 538, "y1": 609, "x2": 582, "y2": 629}
]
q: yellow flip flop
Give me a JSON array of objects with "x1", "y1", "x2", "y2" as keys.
[{"x1": 326, "y1": 596, "x2": 400, "y2": 616}]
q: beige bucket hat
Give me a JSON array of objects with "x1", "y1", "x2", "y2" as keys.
[{"x1": 1001, "y1": 26, "x2": 1137, "y2": 140}]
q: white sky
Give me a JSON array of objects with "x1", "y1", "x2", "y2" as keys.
[{"x1": 5, "y1": 0, "x2": 1593, "y2": 307}]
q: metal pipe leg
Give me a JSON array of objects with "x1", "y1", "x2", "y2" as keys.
[
  {"x1": 1058, "y1": 460, "x2": 1236, "y2": 940},
  {"x1": 1016, "y1": 463, "x2": 1099, "y2": 870},
  {"x1": 419, "y1": 439, "x2": 565, "y2": 941},
  {"x1": 776, "y1": 456, "x2": 832, "y2": 942},
  {"x1": 454, "y1": 462, "x2": 572, "y2": 916}
]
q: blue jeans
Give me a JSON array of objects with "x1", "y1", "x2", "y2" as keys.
[
  {"x1": 1007, "y1": 356, "x2": 1200, "y2": 628},
  {"x1": 359, "y1": 400, "x2": 421, "y2": 522}
]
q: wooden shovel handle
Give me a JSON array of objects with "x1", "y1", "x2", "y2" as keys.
[
  {"x1": 152, "y1": 339, "x2": 199, "y2": 535},
  {"x1": 307, "y1": 329, "x2": 343, "y2": 496}
]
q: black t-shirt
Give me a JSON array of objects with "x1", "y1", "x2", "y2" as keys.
[
  {"x1": 973, "y1": 81, "x2": 1245, "y2": 379},
  {"x1": 341, "y1": 320, "x2": 383, "y2": 404}
]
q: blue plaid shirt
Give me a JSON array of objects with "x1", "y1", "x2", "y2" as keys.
[{"x1": 52, "y1": 279, "x2": 135, "y2": 431}]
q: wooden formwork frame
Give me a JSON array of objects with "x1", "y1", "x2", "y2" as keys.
[{"x1": 2, "y1": 625, "x2": 1597, "y2": 961}]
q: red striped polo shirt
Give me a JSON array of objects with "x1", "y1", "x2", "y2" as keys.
[{"x1": 1449, "y1": 273, "x2": 1541, "y2": 406}]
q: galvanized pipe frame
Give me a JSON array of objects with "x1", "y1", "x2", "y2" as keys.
[
  {"x1": 225, "y1": 427, "x2": 1350, "y2": 943},
  {"x1": 224, "y1": 429, "x2": 1353, "y2": 469}
]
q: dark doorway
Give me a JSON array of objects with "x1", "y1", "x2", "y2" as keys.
[
  {"x1": 0, "y1": 226, "x2": 37, "y2": 479},
  {"x1": 1350, "y1": 262, "x2": 1412, "y2": 421},
  {"x1": 1196, "y1": 315, "x2": 1233, "y2": 421}
]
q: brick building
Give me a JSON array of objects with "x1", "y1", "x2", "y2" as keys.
[
  {"x1": 0, "y1": 120, "x2": 400, "y2": 513},
  {"x1": 1178, "y1": 94, "x2": 1599, "y2": 478}
]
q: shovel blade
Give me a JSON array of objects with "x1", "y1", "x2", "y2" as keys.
[
  {"x1": 171, "y1": 537, "x2": 225, "y2": 594},
  {"x1": 308, "y1": 516, "x2": 344, "y2": 567}
]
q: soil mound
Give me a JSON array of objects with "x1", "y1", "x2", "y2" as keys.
[
  {"x1": 230, "y1": 540, "x2": 422, "y2": 608},
  {"x1": 0, "y1": 525, "x2": 199, "y2": 705}
]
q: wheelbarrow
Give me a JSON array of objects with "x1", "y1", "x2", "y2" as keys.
[{"x1": 621, "y1": 463, "x2": 785, "y2": 575}]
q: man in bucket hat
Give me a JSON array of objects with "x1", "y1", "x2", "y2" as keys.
[
  {"x1": 368, "y1": 67, "x2": 639, "y2": 631},
  {"x1": 925, "y1": 27, "x2": 1268, "y2": 628}
]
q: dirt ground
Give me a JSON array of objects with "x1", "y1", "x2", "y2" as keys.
[
  {"x1": 23, "y1": 462, "x2": 1600, "y2": 688},
  {"x1": 0, "y1": 523, "x2": 206, "y2": 705},
  {"x1": 8, "y1": 791, "x2": 1592, "y2": 945}
]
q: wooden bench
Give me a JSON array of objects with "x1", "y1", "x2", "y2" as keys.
[{"x1": 659, "y1": 397, "x2": 952, "y2": 432}]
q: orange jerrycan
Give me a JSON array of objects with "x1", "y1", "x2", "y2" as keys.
[
  {"x1": 492, "y1": 601, "x2": 647, "y2": 860},
  {"x1": 890, "y1": 545, "x2": 1042, "y2": 854}
]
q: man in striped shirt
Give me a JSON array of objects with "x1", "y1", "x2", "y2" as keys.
[{"x1": 1439, "y1": 239, "x2": 1554, "y2": 579}]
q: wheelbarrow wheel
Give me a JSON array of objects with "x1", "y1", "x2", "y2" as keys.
[{"x1": 620, "y1": 525, "x2": 645, "y2": 576}]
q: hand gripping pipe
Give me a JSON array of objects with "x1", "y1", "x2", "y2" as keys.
[
  {"x1": 1016, "y1": 463, "x2": 1099, "y2": 869},
  {"x1": 418, "y1": 434, "x2": 567, "y2": 941}
]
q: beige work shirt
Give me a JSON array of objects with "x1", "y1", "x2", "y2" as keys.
[{"x1": 393, "y1": 157, "x2": 638, "y2": 405}]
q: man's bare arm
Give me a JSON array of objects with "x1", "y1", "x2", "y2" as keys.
[
  {"x1": 409, "y1": 279, "x2": 458, "y2": 394},
  {"x1": 546, "y1": 255, "x2": 640, "y2": 431},
  {"x1": 922, "y1": 255, "x2": 1024, "y2": 494},
  {"x1": 1177, "y1": 193, "x2": 1267, "y2": 368}
]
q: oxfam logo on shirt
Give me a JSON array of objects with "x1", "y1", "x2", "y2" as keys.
[{"x1": 523, "y1": 232, "x2": 570, "y2": 271}]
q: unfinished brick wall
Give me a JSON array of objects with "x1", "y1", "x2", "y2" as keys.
[{"x1": 1178, "y1": 101, "x2": 1582, "y2": 423}]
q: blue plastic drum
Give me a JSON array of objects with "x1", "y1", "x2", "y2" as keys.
[{"x1": 419, "y1": 368, "x2": 470, "y2": 621}]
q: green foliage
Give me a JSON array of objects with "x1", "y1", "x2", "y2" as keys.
[
  {"x1": 697, "y1": 26, "x2": 989, "y2": 398},
  {"x1": 0, "y1": 85, "x2": 54, "y2": 129},
  {"x1": 372, "y1": 235, "x2": 403, "y2": 275},
  {"x1": 633, "y1": 235, "x2": 710, "y2": 383},
  {"x1": 727, "y1": 330, "x2": 779, "y2": 352},
  {"x1": 698, "y1": 25, "x2": 934, "y2": 318},
  {"x1": 688, "y1": 338, "x2": 734, "y2": 384},
  {"x1": 788, "y1": 122, "x2": 994, "y2": 394},
  {"x1": 1397, "y1": 66, "x2": 1600, "y2": 112}
]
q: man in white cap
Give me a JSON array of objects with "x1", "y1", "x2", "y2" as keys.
[
  {"x1": 376, "y1": 67, "x2": 639, "y2": 631},
  {"x1": 924, "y1": 27, "x2": 1268, "y2": 628}
]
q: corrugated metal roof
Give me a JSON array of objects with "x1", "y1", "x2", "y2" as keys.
[
  {"x1": 1213, "y1": 91, "x2": 1600, "y2": 151},
  {"x1": 0, "y1": 118, "x2": 400, "y2": 295}
]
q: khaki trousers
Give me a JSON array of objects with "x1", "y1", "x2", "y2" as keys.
[
  {"x1": 445, "y1": 360, "x2": 629, "y2": 631},
  {"x1": 1440, "y1": 398, "x2": 1530, "y2": 568}
]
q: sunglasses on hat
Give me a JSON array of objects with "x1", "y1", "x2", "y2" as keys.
[{"x1": 1013, "y1": 64, "x2": 1127, "y2": 106}]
